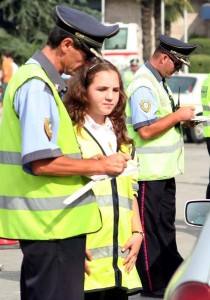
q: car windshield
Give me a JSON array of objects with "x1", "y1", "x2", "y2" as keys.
[
  {"x1": 166, "y1": 76, "x2": 197, "y2": 94},
  {"x1": 104, "y1": 28, "x2": 128, "y2": 50}
]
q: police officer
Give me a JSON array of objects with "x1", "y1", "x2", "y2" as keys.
[
  {"x1": 123, "y1": 58, "x2": 140, "y2": 87},
  {"x1": 201, "y1": 75, "x2": 210, "y2": 198},
  {"x1": 0, "y1": 6, "x2": 130, "y2": 300},
  {"x1": 126, "y1": 35, "x2": 197, "y2": 298}
]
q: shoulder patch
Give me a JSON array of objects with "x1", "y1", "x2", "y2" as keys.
[
  {"x1": 139, "y1": 100, "x2": 151, "y2": 112},
  {"x1": 44, "y1": 118, "x2": 52, "y2": 140}
]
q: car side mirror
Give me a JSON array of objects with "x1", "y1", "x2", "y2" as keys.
[{"x1": 185, "y1": 200, "x2": 210, "y2": 227}]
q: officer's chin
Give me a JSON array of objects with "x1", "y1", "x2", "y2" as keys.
[{"x1": 71, "y1": 65, "x2": 84, "y2": 75}]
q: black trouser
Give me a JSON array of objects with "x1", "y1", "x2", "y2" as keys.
[
  {"x1": 136, "y1": 178, "x2": 183, "y2": 292},
  {"x1": 85, "y1": 288, "x2": 128, "y2": 300},
  {"x1": 19, "y1": 236, "x2": 86, "y2": 300},
  {"x1": 206, "y1": 137, "x2": 210, "y2": 199}
]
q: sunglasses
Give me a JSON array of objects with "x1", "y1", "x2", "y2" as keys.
[
  {"x1": 73, "y1": 38, "x2": 94, "y2": 61},
  {"x1": 168, "y1": 55, "x2": 183, "y2": 70},
  {"x1": 80, "y1": 45, "x2": 94, "y2": 61}
]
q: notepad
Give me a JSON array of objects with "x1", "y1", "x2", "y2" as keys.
[{"x1": 63, "y1": 160, "x2": 139, "y2": 205}]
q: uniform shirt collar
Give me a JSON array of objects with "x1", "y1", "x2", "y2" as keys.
[
  {"x1": 30, "y1": 50, "x2": 67, "y2": 93},
  {"x1": 145, "y1": 60, "x2": 162, "y2": 83}
]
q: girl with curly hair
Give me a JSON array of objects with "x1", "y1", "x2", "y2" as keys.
[{"x1": 64, "y1": 59, "x2": 143, "y2": 300}]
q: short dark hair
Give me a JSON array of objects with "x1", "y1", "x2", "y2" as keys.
[{"x1": 47, "y1": 26, "x2": 78, "y2": 49}]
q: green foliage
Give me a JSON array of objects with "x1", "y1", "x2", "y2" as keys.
[
  {"x1": 188, "y1": 37, "x2": 210, "y2": 73},
  {"x1": 189, "y1": 37, "x2": 210, "y2": 56},
  {"x1": 189, "y1": 54, "x2": 210, "y2": 73},
  {"x1": 0, "y1": 0, "x2": 101, "y2": 64},
  {"x1": 165, "y1": 0, "x2": 194, "y2": 23}
]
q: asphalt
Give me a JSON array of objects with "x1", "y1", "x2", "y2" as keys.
[{"x1": 0, "y1": 245, "x2": 21, "y2": 300}]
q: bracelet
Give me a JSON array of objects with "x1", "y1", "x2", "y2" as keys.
[{"x1": 132, "y1": 231, "x2": 144, "y2": 238}]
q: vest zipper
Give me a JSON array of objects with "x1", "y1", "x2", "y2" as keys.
[{"x1": 111, "y1": 178, "x2": 122, "y2": 287}]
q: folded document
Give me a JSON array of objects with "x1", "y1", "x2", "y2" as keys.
[{"x1": 63, "y1": 160, "x2": 139, "y2": 205}]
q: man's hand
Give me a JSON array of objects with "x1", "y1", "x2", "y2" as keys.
[
  {"x1": 92, "y1": 153, "x2": 131, "y2": 176},
  {"x1": 175, "y1": 106, "x2": 196, "y2": 122}
]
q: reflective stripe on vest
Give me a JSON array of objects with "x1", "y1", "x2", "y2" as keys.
[
  {"x1": 96, "y1": 194, "x2": 133, "y2": 210},
  {"x1": 135, "y1": 139, "x2": 184, "y2": 154},
  {"x1": 0, "y1": 150, "x2": 81, "y2": 165},
  {"x1": 201, "y1": 75, "x2": 210, "y2": 137},
  {"x1": 90, "y1": 245, "x2": 129, "y2": 260},
  {"x1": 0, "y1": 64, "x2": 102, "y2": 240},
  {"x1": 126, "y1": 65, "x2": 184, "y2": 180},
  {"x1": 0, "y1": 192, "x2": 95, "y2": 210}
]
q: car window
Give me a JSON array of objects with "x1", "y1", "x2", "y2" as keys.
[
  {"x1": 186, "y1": 201, "x2": 210, "y2": 226},
  {"x1": 104, "y1": 28, "x2": 128, "y2": 50},
  {"x1": 166, "y1": 76, "x2": 197, "y2": 94}
]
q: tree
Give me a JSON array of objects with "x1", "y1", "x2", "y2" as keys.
[
  {"x1": 165, "y1": 0, "x2": 193, "y2": 36},
  {"x1": 140, "y1": 0, "x2": 154, "y2": 62},
  {"x1": 0, "y1": 0, "x2": 100, "y2": 64},
  {"x1": 154, "y1": 0, "x2": 162, "y2": 48},
  {"x1": 138, "y1": 0, "x2": 194, "y2": 61}
]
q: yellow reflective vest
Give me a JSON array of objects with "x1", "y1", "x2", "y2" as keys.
[
  {"x1": 124, "y1": 69, "x2": 135, "y2": 87},
  {"x1": 201, "y1": 74, "x2": 210, "y2": 137},
  {"x1": 0, "y1": 64, "x2": 102, "y2": 240},
  {"x1": 126, "y1": 65, "x2": 184, "y2": 181},
  {"x1": 75, "y1": 126, "x2": 142, "y2": 292}
]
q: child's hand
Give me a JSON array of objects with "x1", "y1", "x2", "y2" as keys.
[
  {"x1": 85, "y1": 248, "x2": 92, "y2": 276},
  {"x1": 122, "y1": 233, "x2": 143, "y2": 273}
]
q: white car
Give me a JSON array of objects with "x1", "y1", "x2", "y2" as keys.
[
  {"x1": 164, "y1": 200, "x2": 210, "y2": 300},
  {"x1": 166, "y1": 73, "x2": 208, "y2": 143}
]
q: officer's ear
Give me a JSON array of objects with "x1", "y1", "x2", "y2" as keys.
[
  {"x1": 162, "y1": 53, "x2": 169, "y2": 62},
  {"x1": 60, "y1": 37, "x2": 74, "y2": 54}
]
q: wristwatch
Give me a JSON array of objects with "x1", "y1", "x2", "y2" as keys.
[{"x1": 132, "y1": 231, "x2": 144, "y2": 238}]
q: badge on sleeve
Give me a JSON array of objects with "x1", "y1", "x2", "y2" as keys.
[
  {"x1": 44, "y1": 118, "x2": 52, "y2": 140},
  {"x1": 140, "y1": 100, "x2": 151, "y2": 112}
]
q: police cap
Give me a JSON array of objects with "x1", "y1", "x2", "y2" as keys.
[
  {"x1": 159, "y1": 34, "x2": 197, "y2": 66},
  {"x1": 130, "y1": 58, "x2": 140, "y2": 66},
  {"x1": 54, "y1": 6, "x2": 119, "y2": 60}
]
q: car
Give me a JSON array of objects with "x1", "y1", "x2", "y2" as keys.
[
  {"x1": 166, "y1": 73, "x2": 208, "y2": 143},
  {"x1": 164, "y1": 199, "x2": 210, "y2": 300}
]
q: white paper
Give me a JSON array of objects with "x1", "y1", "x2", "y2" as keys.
[
  {"x1": 63, "y1": 160, "x2": 139, "y2": 205},
  {"x1": 191, "y1": 116, "x2": 210, "y2": 122},
  {"x1": 90, "y1": 160, "x2": 139, "y2": 182},
  {"x1": 63, "y1": 180, "x2": 96, "y2": 205}
]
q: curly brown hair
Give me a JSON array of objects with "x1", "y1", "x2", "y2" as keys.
[{"x1": 64, "y1": 59, "x2": 134, "y2": 151}]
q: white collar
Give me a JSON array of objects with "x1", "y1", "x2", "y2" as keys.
[
  {"x1": 84, "y1": 115, "x2": 117, "y2": 154},
  {"x1": 85, "y1": 115, "x2": 114, "y2": 131}
]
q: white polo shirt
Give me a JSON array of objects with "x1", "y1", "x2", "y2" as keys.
[{"x1": 84, "y1": 115, "x2": 117, "y2": 155}]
